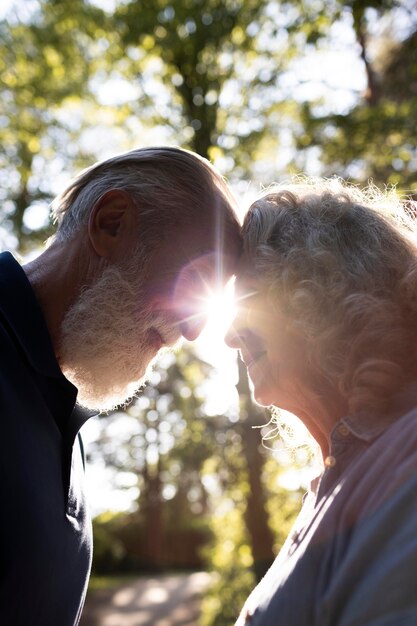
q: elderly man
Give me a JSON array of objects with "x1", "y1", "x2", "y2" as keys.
[{"x1": 0, "y1": 147, "x2": 241, "y2": 626}]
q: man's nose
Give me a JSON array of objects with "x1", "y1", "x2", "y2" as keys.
[{"x1": 180, "y1": 314, "x2": 208, "y2": 342}]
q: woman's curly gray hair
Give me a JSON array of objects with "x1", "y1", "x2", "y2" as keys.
[{"x1": 243, "y1": 178, "x2": 417, "y2": 416}]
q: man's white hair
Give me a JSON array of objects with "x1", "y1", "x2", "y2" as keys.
[{"x1": 51, "y1": 146, "x2": 239, "y2": 246}]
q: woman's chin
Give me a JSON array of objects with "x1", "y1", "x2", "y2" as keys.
[{"x1": 253, "y1": 387, "x2": 274, "y2": 407}]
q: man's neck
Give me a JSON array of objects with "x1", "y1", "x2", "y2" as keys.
[{"x1": 22, "y1": 237, "x2": 98, "y2": 360}]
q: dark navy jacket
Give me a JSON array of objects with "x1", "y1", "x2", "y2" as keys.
[{"x1": 0, "y1": 252, "x2": 94, "y2": 626}]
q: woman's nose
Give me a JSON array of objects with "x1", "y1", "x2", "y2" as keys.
[
  {"x1": 225, "y1": 323, "x2": 239, "y2": 349},
  {"x1": 225, "y1": 312, "x2": 247, "y2": 349}
]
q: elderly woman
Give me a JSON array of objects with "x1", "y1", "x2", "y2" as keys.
[{"x1": 226, "y1": 179, "x2": 417, "y2": 626}]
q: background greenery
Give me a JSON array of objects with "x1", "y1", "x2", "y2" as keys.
[{"x1": 1, "y1": 1, "x2": 416, "y2": 624}]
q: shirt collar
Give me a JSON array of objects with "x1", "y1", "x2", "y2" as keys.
[{"x1": 335, "y1": 382, "x2": 417, "y2": 443}]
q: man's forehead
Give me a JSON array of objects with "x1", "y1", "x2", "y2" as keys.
[
  {"x1": 178, "y1": 222, "x2": 242, "y2": 276},
  {"x1": 178, "y1": 248, "x2": 238, "y2": 286},
  {"x1": 140, "y1": 218, "x2": 241, "y2": 302}
]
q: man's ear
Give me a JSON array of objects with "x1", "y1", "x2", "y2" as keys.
[{"x1": 88, "y1": 189, "x2": 136, "y2": 259}]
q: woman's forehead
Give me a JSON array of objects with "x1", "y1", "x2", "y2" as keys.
[{"x1": 234, "y1": 267, "x2": 260, "y2": 300}]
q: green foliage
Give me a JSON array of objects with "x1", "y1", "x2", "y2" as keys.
[
  {"x1": 1, "y1": 0, "x2": 415, "y2": 251},
  {"x1": 92, "y1": 512, "x2": 131, "y2": 574},
  {"x1": 298, "y1": 99, "x2": 417, "y2": 189},
  {"x1": 263, "y1": 456, "x2": 304, "y2": 548},
  {"x1": 88, "y1": 349, "x2": 220, "y2": 572},
  {"x1": 87, "y1": 574, "x2": 137, "y2": 591},
  {"x1": 88, "y1": 345, "x2": 305, "y2": 625},
  {"x1": 1, "y1": 0, "x2": 343, "y2": 251},
  {"x1": 201, "y1": 448, "x2": 303, "y2": 626},
  {"x1": 111, "y1": 0, "x2": 275, "y2": 159},
  {"x1": 201, "y1": 506, "x2": 256, "y2": 626},
  {"x1": 0, "y1": 0, "x2": 107, "y2": 249},
  {"x1": 108, "y1": 0, "x2": 339, "y2": 180},
  {"x1": 295, "y1": 4, "x2": 417, "y2": 192},
  {"x1": 89, "y1": 350, "x2": 215, "y2": 518},
  {"x1": 92, "y1": 505, "x2": 212, "y2": 574}
]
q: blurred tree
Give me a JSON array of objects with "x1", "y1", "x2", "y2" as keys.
[
  {"x1": 1, "y1": 0, "x2": 339, "y2": 250},
  {"x1": 87, "y1": 344, "x2": 294, "y2": 588},
  {"x1": 90, "y1": 511, "x2": 130, "y2": 574},
  {"x1": 3, "y1": 0, "x2": 416, "y2": 252},
  {"x1": 107, "y1": 0, "x2": 339, "y2": 181},
  {"x1": 200, "y1": 403, "x2": 304, "y2": 626},
  {"x1": 87, "y1": 349, "x2": 218, "y2": 570},
  {"x1": 296, "y1": 1, "x2": 417, "y2": 191},
  {"x1": 236, "y1": 356, "x2": 275, "y2": 583},
  {"x1": 0, "y1": 0, "x2": 106, "y2": 249}
]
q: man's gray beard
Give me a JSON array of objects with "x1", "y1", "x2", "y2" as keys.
[{"x1": 59, "y1": 263, "x2": 180, "y2": 412}]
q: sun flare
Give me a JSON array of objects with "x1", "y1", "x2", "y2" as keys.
[
  {"x1": 194, "y1": 278, "x2": 239, "y2": 413},
  {"x1": 200, "y1": 278, "x2": 237, "y2": 342}
]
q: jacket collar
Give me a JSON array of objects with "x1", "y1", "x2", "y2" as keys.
[
  {"x1": 0, "y1": 251, "x2": 66, "y2": 380},
  {"x1": 0, "y1": 250, "x2": 98, "y2": 486},
  {"x1": 0, "y1": 251, "x2": 98, "y2": 426}
]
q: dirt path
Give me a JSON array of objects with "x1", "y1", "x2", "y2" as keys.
[{"x1": 79, "y1": 572, "x2": 212, "y2": 626}]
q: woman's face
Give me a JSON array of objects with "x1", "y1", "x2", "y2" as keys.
[{"x1": 226, "y1": 272, "x2": 313, "y2": 413}]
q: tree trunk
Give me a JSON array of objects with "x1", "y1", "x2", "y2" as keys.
[
  {"x1": 352, "y1": 3, "x2": 380, "y2": 105},
  {"x1": 142, "y1": 455, "x2": 164, "y2": 570},
  {"x1": 237, "y1": 355, "x2": 275, "y2": 582}
]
